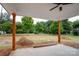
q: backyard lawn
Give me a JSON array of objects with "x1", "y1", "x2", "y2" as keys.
[
  {"x1": 0, "y1": 34, "x2": 79, "y2": 49},
  {"x1": 0, "y1": 34, "x2": 79, "y2": 56},
  {"x1": 61, "y1": 35, "x2": 79, "y2": 43}
]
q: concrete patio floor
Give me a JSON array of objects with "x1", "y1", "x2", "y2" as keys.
[{"x1": 10, "y1": 44, "x2": 79, "y2": 56}]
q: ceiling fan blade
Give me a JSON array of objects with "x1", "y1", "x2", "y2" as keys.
[
  {"x1": 53, "y1": 3, "x2": 72, "y2": 5},
  {"x1": 49, "y1": 5, "x2": 59, "y2": 11},
  {"x1": 62, "y1": 3, "x2": 72, "y2": 5},
  {"x1": 49, "y1": 3, "x2": 72, "y2": 11}
]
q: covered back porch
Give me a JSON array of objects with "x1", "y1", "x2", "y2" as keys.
[{"x1": 0, "y1": 3, "x2": 79, "y2": 56}]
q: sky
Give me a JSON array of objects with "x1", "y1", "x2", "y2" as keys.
[
  {"x1": 68, "y1": 15, "x2": 79, "y2": 22},
  {"x1": 0, "y1": 4, "x2": 79, "y2": 24},
  {"x1": 10, "y1": 15, "x2": 48, "y2": 24}
]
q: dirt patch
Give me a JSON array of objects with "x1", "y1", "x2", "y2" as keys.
[
  {"x1": 62, "y1": 42, "x2": 79, "y2": 49},
  {"x1": 62, "y1": 37, "x2": 72, "y2": 40},
  {"x1": 33, "y1": 41, "x2": 57, "y2": 48},
  {"x1": 16, "y1": 36, "x2": 57, "y2": 48},
  {"x1": 0, "y1": 48, "x2": 12, "y2": 56},
  {"x1": 17, "y1": 37, "x2": 34, "y2": 46}
]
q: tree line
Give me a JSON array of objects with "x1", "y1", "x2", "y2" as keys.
[{"x1": 0, "y1": 16, "x2": 79, "y2": 35}]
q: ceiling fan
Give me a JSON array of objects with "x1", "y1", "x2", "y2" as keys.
[{"x1": 49, "y1": 3, "x2": 72, "y2": 11}]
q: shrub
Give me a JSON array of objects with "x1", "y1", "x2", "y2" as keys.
[
  {"x1": 73, "y1": 28, "x2": 79, "y2": 35},
  {"x1": 49, "y1": 21, "x2": 63, "y2": 34},
  {"x1": 73, "y1": 20, "x2": 79, "y2": 35}
]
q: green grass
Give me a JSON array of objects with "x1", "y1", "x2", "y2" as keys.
[
  {"x1": 0, "y1": 34, "x2": 79, "y2": 50},
  {"x1": 0, "y1": 44, "x2": 11, "y2": 49},
  {"x1": 61, "y1": 35, "x2": 79, "y2": 43}
]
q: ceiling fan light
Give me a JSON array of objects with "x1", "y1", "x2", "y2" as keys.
[{"x1": 59, "y1": 7, "x2": 62, "y2": 11}]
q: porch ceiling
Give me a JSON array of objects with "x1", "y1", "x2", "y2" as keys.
[{"x1": 1, "y1": 3, "x2": 79, "y2": 20}]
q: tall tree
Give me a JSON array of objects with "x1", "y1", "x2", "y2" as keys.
[
  {"x1": 3, "y1": 13, "x2": 10, "y2": 20},
  {"x1": 62, "y1": 19, "x2": 72, "y2": 34},
  {"x1": 73, "y1": 20, "x2": 79, "y2": 29},
  {"x1": 21, "y1": 16, "x2": 33, "y2": 33},
  {"x1": 45, "y1": 20, "x2": 54, "y2": 34},
  {"x1": 3, "y1": 21, "x2": 12, "y2": 33},
  {"x1": 16, "y1": 22, "x2": 23, "y2": 33},
  {"x1": 49, "y1": 21, "x2": 63, "y2": 34},
  {"x1": 73, "y1": 20, "x2": 79, "y2": 35},
  {"x1": 0, "y1": 24, "x2": 2, "y2": 31},
  {"x1": 35, "y1": 22, "x2": 46, "y2": 33},
  {"x1": 0, "y1": 13, "x2": 10, "y2": 23}
]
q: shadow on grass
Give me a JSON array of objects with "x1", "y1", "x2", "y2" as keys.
[
  {"x1": 0, "y1": 48, "x2": 12, "y2": 56},
  {"x1": 62, "y1": 42, "x2": 79, "y2": 49}
]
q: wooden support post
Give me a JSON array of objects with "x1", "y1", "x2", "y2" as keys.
[
  {"x1": 58, "y1": 17, "x2": 61, "y2": 44},
  {"x1": 12, "y1": 12, "x2": 16, "y2": 50}
]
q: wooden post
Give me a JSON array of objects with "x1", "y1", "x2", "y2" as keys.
[
  {"x1": 12, "y1": 12, "x2": 16, "y2": 50},
  {"x1": 58, "y1": 17, "x2": 61, "y2": 44}
]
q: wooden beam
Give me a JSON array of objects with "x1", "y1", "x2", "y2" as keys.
[
  {"x1": 12, "y1": 12, "x2": 16, "y2": 50},
  {"x1": 58, "y1": 17, "x2": 61, "y2": 44}
]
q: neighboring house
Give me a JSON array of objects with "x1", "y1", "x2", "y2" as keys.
[
  {"x1": 73, "y1": 28, "x2": 79, "y2": 35},
  {"x1": 0, "y1": 31, "x2": 6, "y2": 34}
]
